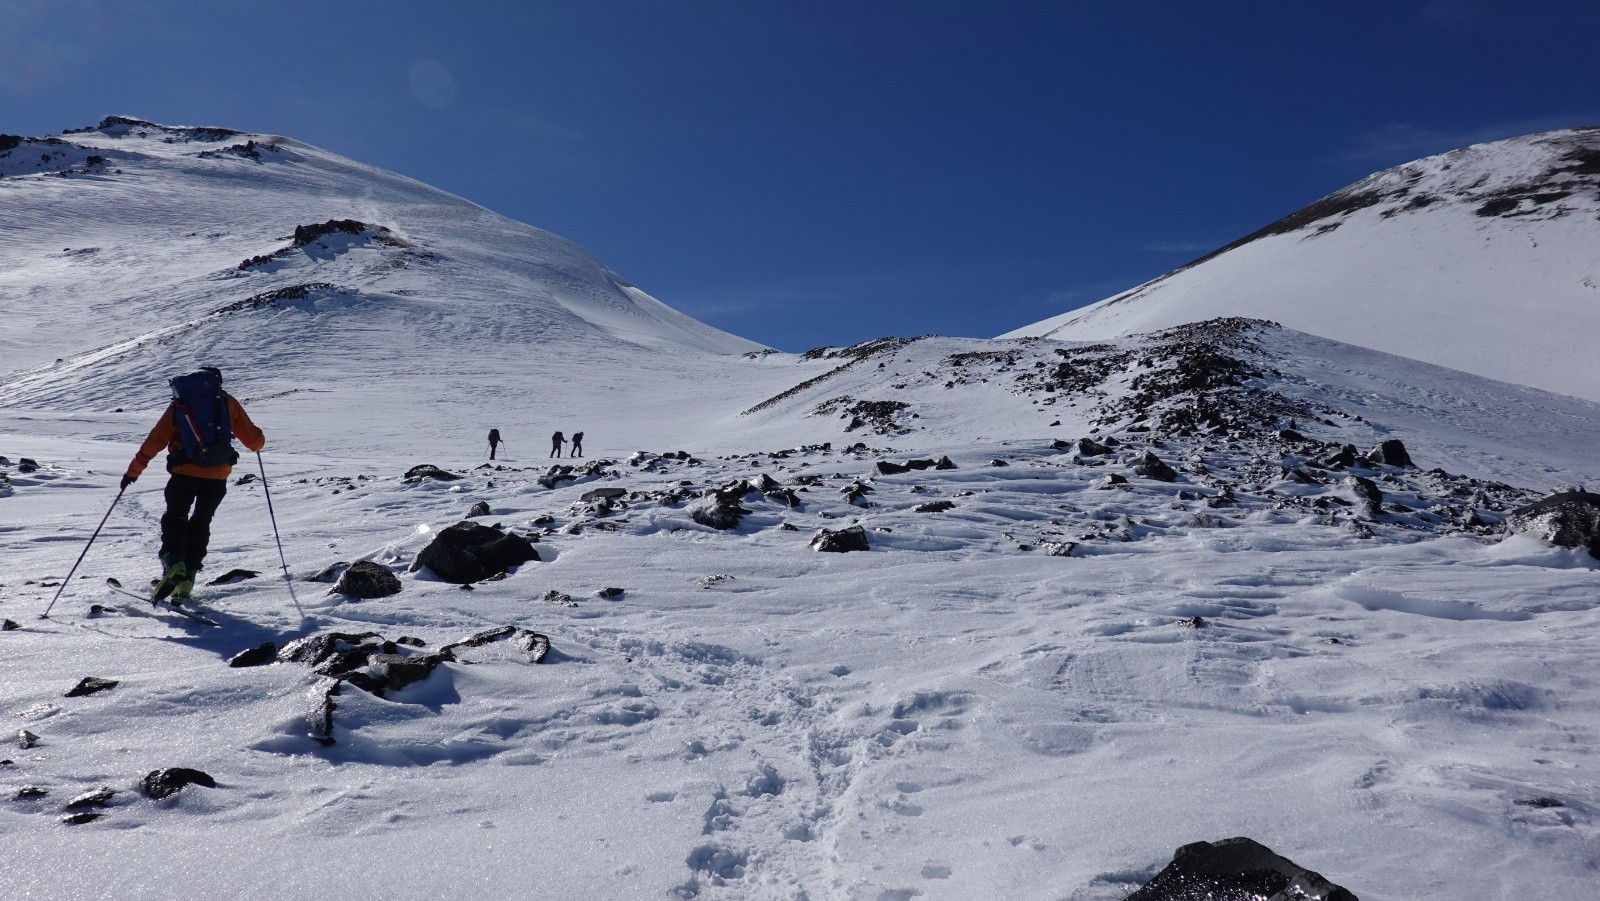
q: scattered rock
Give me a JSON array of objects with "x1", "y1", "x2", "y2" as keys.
[
  {"x1": 1093, "y1": 473, "x2": 1130, "y2": 490},
  {"x1": 18, "y1": 458, "x2": 39, "y2": 473},
  {"x1": 913, "y1": 500, "x2": 956, "y2": 513},
  {"x1": 65, "y1": 677, "x2": 118, "y2": 698},
  {"x1": 1345, "y1": 475, "x2": 1384, "y2": 518},
  {"x1": 1181, "y1": 615, "x2": 1206, "y2": 628},
  {"x1": 1044, "y1": 541, "x2": 1076, "y2": 557},
  {"x1": 1126, "y1": 836, "x2": 1358, "y2": 901},
  {"x1": 934, "y1": 455, "x2": 957, "y2": 470},
  {"x1": 596, "y1": 586, "x2": 626, "y2": 599},
  {"x1": 1366, "y1": 439, "x2": 1414, "y2": 468},
  {"x1": 228, "y1": 642, "x2": 278, "y2": 668},
  {"x1": 2, "y1": 619, "x2": 17, "y2": 631},
  {"x1": 64, "y1": 787, "x2": 117, "y2": 809},
  {"x1": 1515, "y1": 796, "x2": 1565, "y2": 808},
  {"x1": 61, "y1": 812, "x2": 104, "y2": 825},
  {"x1": 403, "y1": 464, "x2": 462, "y2": 482},
  {"x1": 141, "y1": 768, "x2": 217, "y2": 800},
  {"x1": 581, "y1": 486, "x2": 628, "y2": 502},
  {"x1": 1131, "y1": 450, "x2": 1179, "y2": 482},
  {"x1": 411, "y1": 521, "x2": 539, "y2": 584},
  {"x1": 989, "y1": 459, "x2": 1009, "y2": 467},
  {"x1": 440, "y1": 626, "x2": 550, "y2": 663},
  {"x1": 811, "y1": 525, "x2": 870, "y2": 553},
  {"x1": 332, "y1": 560, "x2": 402, "y2": 599},
  {"x1": 16, "y1": 786, "x2": 47, "y2": 799},
  {"x1": 1074, "y1": 437, "x2": 1114, "y2": 457},
  {"x1": 1506, "y1": 488, "x2": 1600, "y2": 558},
  {"x1": 308, "y1": 561, "x2": 350, "y2": 583},
  {"x1": 689, "y1": 485, "x2": 752, "y2": 530},
  {"x1": 368, "y1": 653, "x2": 449, "y2": 691},
  {"x1": 207, "y1": 568, "x2": 259, "y2": 585},
  {"x1": 466, "y1": 500, "x2": 492, "y2": 517},
  {"x1": 18, "y1": 730, "x2": 40, "y2": 749},
  {"x1": 875, "y1": 460, "x2": 910, "y2": 475},
  {"x1": 542, "y1": 590, "x2": 577, "y2": 607}
]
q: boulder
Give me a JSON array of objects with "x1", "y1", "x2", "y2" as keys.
[
  {"x1": 1093, "y1": 473, "x2": 1130, "y2": 490},
  {"x1": 811, "y1": 525, "x2": 870, "y2": 553},
  {"x1": 141, "y1": 768, "x2": 217, "y2": 800},
  {"x1": 1344, "y1": 475, "x2": 1384, "y2": 518},
  {"x1": 1075, "y1": 437, "x2": 1114, "y2": 457},
  {"x1": 403, "y1": 464, "x2": 462, "y2": 482},
  {"x1": 1366, "y1": 439, "x2": 1414, "y2": 468},
  {"x1": 308, "y1": 561, "x2": 350, "y2": 583},
  {"x1": 580, "y1": 486, "x2": 628, "y2": 502},
  {"x1": 1506, "y1": 489, "x2": 1600, "y2": 558},
  {"x1": 689, "y1": 485, "x2": 751, "y2": 530},
  {"x1": 228, "y1": 641, "x2": 278, "y2": 668},
  {"x1": 65, "y1": 677, "x2": 118, "y2": 698},
  {"x1": 934, "y1": 455, "x2": 957, "y2": 470},
  {"x1": 332, "y1": 561, "x2": 402, "y2": 598},
  {"x1": 875, "y1": 460, "x2": 910, "y2": 475},
  {"x1": 1126, "y1": 836, "x2": 1357, "y2": 901},
  {"x1": 64, "y1": 787, "x2": 117, "y2": 809},
  {"x1": 411, "y1": 521, "x2": 539, "y2": 584},
  {"x1": 913, "y1": 500, "x2": 955, "y2": 513},
  {"x1": 440, "y1": 625, "x2": 550, "y2": 663},
  {"x1": 466, "y1": 500, "x2": 492, "y2": 518},
  {"x1": 1131, "y1": 450, "x2": 1178, "y2": 482},
  {"x1": 368, "y1": 653, "x2": 448, "y2": 691}
]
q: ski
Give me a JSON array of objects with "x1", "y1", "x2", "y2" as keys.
[{"x1": 104, "y1": 578, "x2": 219, "y2": 626}]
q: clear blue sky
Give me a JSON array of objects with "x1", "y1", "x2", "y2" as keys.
[{"x1": 5, "y1": 0, "x2": 1598, "y2": 351}]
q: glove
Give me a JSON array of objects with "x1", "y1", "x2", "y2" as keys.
[{"x1": 120, "y1": 474, "x2": 136, "y2": 490}]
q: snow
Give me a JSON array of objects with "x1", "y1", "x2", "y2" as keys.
[
  {"x1": 1004, "y1": 127, "x2": 1600, "y2": 403},
  {"x1": 3, "y1": 119, "x2": 1600, "y2": 900}
]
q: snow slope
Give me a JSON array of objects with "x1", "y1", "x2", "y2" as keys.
[
  {"x1": 4, "y1": 118, "x2": 1600, "y2": 900},
  {"x1": 5, "y1": 315, "x2": 1600, "y2": 900},
  {"x1": 0, "y1": 116, "x2": 771, "y2": 456},
  {"x1": 1003, "y1": 127, "x2": 1600, "y2": 402}
]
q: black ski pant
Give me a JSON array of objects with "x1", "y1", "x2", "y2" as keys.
[
  {"x1": 571, "y1": 442, "x2": 582, "y2": 458},
  {"x1": 160, "y1": 473, "x2": 228, "y2": 573},
  {"x1": 489, "y1": 443, "x2": 498, "y2": 460}
]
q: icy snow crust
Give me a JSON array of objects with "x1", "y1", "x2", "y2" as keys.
[
  {"x1": 2, "y1": 121, "x2": 1599, "y2": 900},
  {"x1": 1005, "y1": 127, "x2": 1600, "y2": 403}
]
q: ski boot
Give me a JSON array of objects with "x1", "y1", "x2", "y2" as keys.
[{"x1": 153, "y1": 559, "x2": 189, "y2": 602}]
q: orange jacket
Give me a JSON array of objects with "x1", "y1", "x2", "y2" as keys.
[{"x1": 125, "y1": 393, "x2": 265, "y2": 481}]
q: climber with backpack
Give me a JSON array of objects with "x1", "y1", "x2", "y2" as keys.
[{"x1": 121, "y1": 367, "x2": 265, "y2": 601}]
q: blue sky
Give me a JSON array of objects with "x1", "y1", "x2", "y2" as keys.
[{"x1": 5, "y1": 0, "x2": 1598, "y2": 351}]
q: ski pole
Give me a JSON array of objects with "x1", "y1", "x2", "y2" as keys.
[
  {"x1": 40, "y1": 487, "x2": 124, "y2": 619},
  {"x1": 256, "y1": 452, "x2": 307, "y2": 621}
]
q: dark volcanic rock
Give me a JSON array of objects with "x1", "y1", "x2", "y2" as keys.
[
  {"x1": 1093, "y1": 473, "x2": 1130, "y2": 489},
  {"x1": 142, "y1": 768, "x2": 217, "y2": 800},
  {"x1": 309, "y1": 562, "x2": 350, "y2": 583},
  {"x1": 1131, "y1": 450, "x2": 1179, "y2": 482},
  {"x1": 411, "y1": 521, "x2": 538, "y2": 583},
  {"x1": 690, "y1": 485, "x2": 752, "y2": 530},
  {"x1": 913, "y1": 500, "x2": 956, "y2": 513},
  {"x1": 65, "y1": 677, "x2": 119, "y2": 698},
  {"x1": 18, "y1": 729, "x2": 39, "y2": 749},
  {"x1": 440, "y1": 625, "x2": 550, "y2": 663},
  {"x1": 1126, "y1": 836, "x2": 1358, "y2": 901},
  {"x1": 580, "y1": 486, "x2": 628, "y2": 502},
  {"x1": 934, "y1": 455, "x2": 957, "y2": 470},
  {"x1": 332, "y1": 561, "x2": 402, "y2": 598},
  {"x1": 228, "y1": 641, "x2": 279, "y2": 668},
  {"x1": 1074, "y1": 437, "x2": 1114, "y2": 457},
  {"x1": 811, "y1": 525, "x2": 870, "y2": 553},
  {"x1": 1366, "y1": 439, "x2": 1414, "y2": 468},
  {"x1": 2, "y1": 619, "x2": 17, "y2": 631},
  {"x1": 1345, "y1": 475, "x2": 1384, "y2": 518},
  {"x1": 403, "y1": 464, "x2": 462, "y2": 482},
  {"x1": 466, "y1": 500, "x2": 492, "y2": 518},
  {"x1": 1507, "y1": 489, "x2": 1600, "y2": 558},
  {"x1": 64, "y1": 787, "x2": 117, "y2": 809},
  {"x1": 875, "y1": 460, "x2": 910, "y2": 475},
  {"x1": 207, "y1": 568, "x2": 260, "y2": 585},
  {"x1": 369, "y1": 653, "x2": 449, "y2": 691}
]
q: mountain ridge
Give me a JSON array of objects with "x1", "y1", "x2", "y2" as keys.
[{"x1": 1004, "y1": 127, "x2": 1600, "y2": 402}]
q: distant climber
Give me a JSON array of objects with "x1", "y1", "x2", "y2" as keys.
[
  {"x1": 570, "y1": 431, "x2": 584, "y2": 458},
  {"x1": 550, "y1": 431, "x2": 565, "y2": 458},
  {"x1": 121, "y1": 367, "x2": 265, "y2": 601},
  {"x1": 488, "y1": 428, "x2": 502, "y2": 460}
]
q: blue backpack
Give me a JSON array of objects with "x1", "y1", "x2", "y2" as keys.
[{"x1": 169, "y1": 369, "x2": 238, "y2": 467}]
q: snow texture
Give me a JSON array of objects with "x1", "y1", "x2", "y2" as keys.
[{"x1": 2, "y1": 119, "x2": 1599, "y2": 900}]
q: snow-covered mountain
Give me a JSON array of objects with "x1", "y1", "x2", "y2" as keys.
[
  {"x1": 1004, "y1": 127, "x2": 1600, "y2": 402},
  {"x1": 0, "y1": 116, "x2": 768, "y2": 454},
  {"x1": 4, "y1": 119, "x2": 1600, "y2": 901}
]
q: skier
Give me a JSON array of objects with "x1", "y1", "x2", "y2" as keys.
[
  {"x1": 488, "y1": 428, "x2": 502, "y2": 460},
  {"x1": 570, "y1": 431, "x2": 584, "y2": 458},
  {"x1": 550, "y1": 431, "x2": 565, "y2": 458},
  {"x1": 120, "y1": 367, "x2": 264, "y2": 600}
]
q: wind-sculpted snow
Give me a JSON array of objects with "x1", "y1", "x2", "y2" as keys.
[{"x1": 1007, "y1": 126, "x2": 1600, "y2": 402}]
